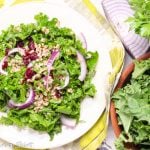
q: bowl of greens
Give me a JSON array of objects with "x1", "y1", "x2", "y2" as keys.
[{"x1": 110, "y1": 52, "x2": 150, "y2": 150}]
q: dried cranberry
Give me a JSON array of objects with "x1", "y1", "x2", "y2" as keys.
[
  {"x1": 2, "y1": 61, "x2": 8, "y2": 69},
  {"x1": 28, "y1": 40, "x2": 35, "y2": 50},
  {"x1": 23, "y1": 56, "x2": 30, "y2": 65},
  {"x1": 16, "y1": 40, "x2": 24, "y2": 48},
  {"x1": 23, "y1": 51, "x2": 38, "y2": 65},
  {"x1": 30, "y1": 52, "x2": 38, "y2": 60},
  {"x1": 27, "y1": 36, "x2": 33, "y2": 41},
  {"x1": 55, "y1": 89, "x2": 61, "y2": 98},
  {"x1": 25, "y1": 51, "x2": 30, "y2": 56},
  {"x1": 24, "y1": 68, "x2": 36, "y2": 80},
  {"x1": 5, "y1": 48, "x2": 10, "y2": 56}
]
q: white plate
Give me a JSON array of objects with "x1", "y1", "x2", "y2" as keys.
[{"x1": 0, "y1": 2, "x2": 112, "y2": 149}]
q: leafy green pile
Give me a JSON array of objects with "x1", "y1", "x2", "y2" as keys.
[
  {"x1": 128, "y1": 0, "x2": 150, "y2": 38},
  {"x1": 0, "y1": 13, "x2": 98, "y2": 138},
  {"x1": 112, "y1": 59, "x2": 150, "y2": 150}
]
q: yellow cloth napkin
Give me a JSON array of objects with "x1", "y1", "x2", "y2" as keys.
[
  {"x1": 0, "y1": 1, "x2": 4, "y2": 8},
  {"x1": 0, "y1": 0, "x2": 125, "y2": 150}
]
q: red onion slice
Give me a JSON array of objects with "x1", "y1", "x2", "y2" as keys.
[
  {"x1": 46, "y1": 49, "x2": 59, "y2": 87},
  {"x1": 47, "y1": 49, "x2": 60, "y2": 73},
  {"x1": 0, "y1": 48, "x2": 25, "y2": 75},
  {"x1": 8, "y1": 48, "x2": 25, "y2": 56},
  {"x1": 77, "y1": 51, "x2": 87, "y2": 81},
  {"x1": 78, "y1": 32, "x2": 87, "y2": 49},
  {"x1": 8, "y1": 88, "x2": 35, "y2": 109},
  {"x1": 0, "y1": 56, "x2": 8, "y2": 75},
  {"x1": 61, "y1": 115, "x2": 77, "y2": 128},
  {"x1": 56, "y1": 71, "x2": 70, "y2": 90}
]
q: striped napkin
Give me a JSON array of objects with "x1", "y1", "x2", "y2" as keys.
[
  {"x1": 0, "y1": 0, "x2": 125, "y2": 150},
  {"x1": 101, "y1": 0, "x2": 150, "y2": 58}
]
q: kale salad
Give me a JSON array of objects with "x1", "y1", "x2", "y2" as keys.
[{"x1": 0, "y1": 13, "x2": 98, "y2": 138}]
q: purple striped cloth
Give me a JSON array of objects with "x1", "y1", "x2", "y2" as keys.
[{"x1": 101, "y1": 0, "x2": 150, "y2": 58}]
